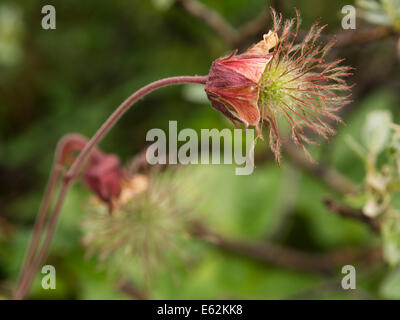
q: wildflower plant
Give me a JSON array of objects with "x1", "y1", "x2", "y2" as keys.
[{"x1": 14, "y1": 9, "x2": 355, "y2": 299}]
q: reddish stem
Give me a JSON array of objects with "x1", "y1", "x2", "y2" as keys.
[
  {"x1": 14, "y1": 134, "x2": 100, "y2": 296},
  {"x1": 13, "y1": 75, "x2": 208, "y2": 299}
]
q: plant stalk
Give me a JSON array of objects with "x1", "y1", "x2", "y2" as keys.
[{"x1": 14, "y1": 75, "x2": 208, "y2": 299}]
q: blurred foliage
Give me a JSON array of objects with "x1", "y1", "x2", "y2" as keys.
[
  {"x1": 357, "y1": 0, "x2": 400, "y2": 31},
  {"x1": 0, "y1": 0, "x2": 400, "y2": 300},
  {"x1": 345, "y1": 109, "x2": 400, "y2": 266}
]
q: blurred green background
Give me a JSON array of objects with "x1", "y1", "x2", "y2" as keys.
[{"x1": 0, "y1": 0, "x2": 400, "y2": 299}]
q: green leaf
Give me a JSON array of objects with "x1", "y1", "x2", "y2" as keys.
[
  {"x1": 380, "y1": 266, "x2": 400, "y2": 299},
  {"x1": 362, "y1": 110, "x2": 393, "y2": 156}
]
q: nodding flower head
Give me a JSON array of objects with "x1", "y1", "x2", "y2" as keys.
[
  {"x1": 205, "y1": 31, "x2": 278, "y2": 129},
  {"x1": 58, "y1": 134, "x2": 124, "y2": 212},
  {"x1": 205, "y1": 10, "x2": 353, "y2": 165},
  {"x1": 83, "y1": 154, "x2": 123, "y2": 209}
]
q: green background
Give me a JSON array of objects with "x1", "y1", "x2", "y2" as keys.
[{"x1": 0, "y1": 0, "x2": 400, "y2": 299}]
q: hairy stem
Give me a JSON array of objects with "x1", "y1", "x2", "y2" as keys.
[
  {"x1": 14, "y1": 75, "x2": 208, "y2": 299},
  {"x1": 13, "y1": 162, "x2": 61, "y2": 297},
  {"x1": 15, "y1": 181, "x2": 71, "y2": 299},
  {"x1": 14, "y1": 133, "x2": 100, "y2": 297}
]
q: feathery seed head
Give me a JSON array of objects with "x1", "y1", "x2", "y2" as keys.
[{"x1": 206, "y1": 9, "x2": 353, "y2": 164}]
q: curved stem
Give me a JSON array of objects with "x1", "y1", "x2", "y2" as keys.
[
  {"x1": 14, "y1": 75, "x2": 208, "y2": 299},
  {"x1": 15, "y1": 180, "x2": 71, "y2": 299},
  {"x1": 13, "y1": 163, "x2": 61, "y2": 296},
  {"x1": 67, "y1": 76, "x2": 207, "y2": 181},
  {"x1": 14, "y1": 134, "x2": 102, "y2": 298}
]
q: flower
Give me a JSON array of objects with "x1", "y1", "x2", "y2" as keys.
[
  {"x1": 205, "y1": 10, "x2": 353, "y2": 165},
  {"x1": 57, "y1": 133, "x2": 124, "y2": 212},
  {"x1": 83, "y1": 154, "x2": 123, "y2": 210},
  {"x1": 205, "y1": 31, "x2": 278, "y2": 130}
]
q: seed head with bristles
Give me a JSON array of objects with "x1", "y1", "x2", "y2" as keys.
[
  {"x1": 259, "y1": 9, "x2": 353, "y2": 164},
  {"x1": 205, "y1": 9, "x2": 353, "y2": 165},
  {"x1": 81, "y1": 168, "x2": 197, "y2": 281}
]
